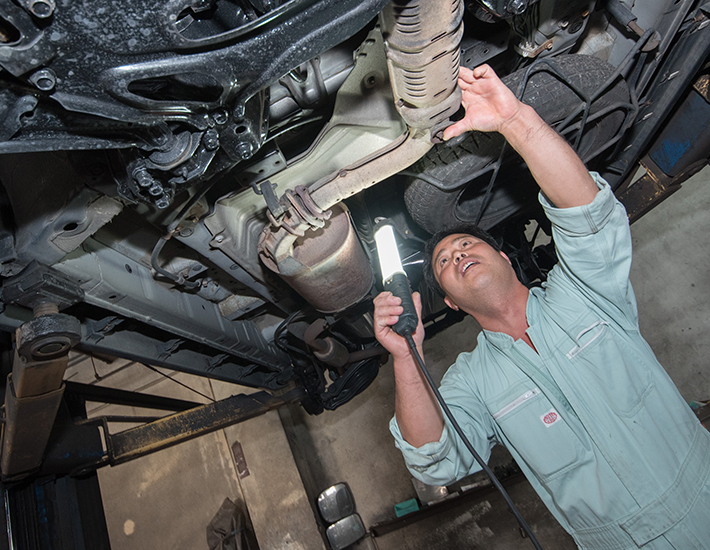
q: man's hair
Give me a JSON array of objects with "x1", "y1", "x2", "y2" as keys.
[{"x1": 422, "y1": 224, "x2": 502, "y2": 298}]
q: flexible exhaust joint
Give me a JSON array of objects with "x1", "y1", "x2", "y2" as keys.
[{"x1": 380, "y1": 0, "x2": 464, "y2": 131}]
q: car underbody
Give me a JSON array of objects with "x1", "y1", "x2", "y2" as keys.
[{"x1": 0, "y1": 0, "x2": 709, "y2": 492}]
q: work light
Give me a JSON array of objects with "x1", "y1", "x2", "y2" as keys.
[{"x1": 374, "y1": 223, "x2": 417, "y2": 336}]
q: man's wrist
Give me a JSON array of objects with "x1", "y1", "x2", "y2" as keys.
[
  {"x1": 498, "y1": 104, "x2": 548, "y2": 149},
  {"x1": 393, "y1": 352, "x2": 425, "y2": 380}
]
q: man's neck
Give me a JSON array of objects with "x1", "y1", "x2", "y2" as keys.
[{"x1": 468, "y1": 283, "x2": 531, "y2": 342}]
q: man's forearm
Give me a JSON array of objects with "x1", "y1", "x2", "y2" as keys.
[
  {"x1": 500, "y1": 104, "x2": 598, "y2": 208},
  {"x1": 393, "y1": 352, "x2": 445, "y2": 447}
]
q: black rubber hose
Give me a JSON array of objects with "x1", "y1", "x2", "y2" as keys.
[{"x1": 402, "y1": 331, "x2": 543, "y2": 550}]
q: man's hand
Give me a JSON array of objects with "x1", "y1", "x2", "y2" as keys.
[
  {"x1": 373, "y1": 291, "x2": 425, "y2": 359},
  {"x1": 443, "y1": 65, "x2": 523, "y2": 141},
  {"x1": 443, "y1": 63, "x2": 598, "y2": 208}
]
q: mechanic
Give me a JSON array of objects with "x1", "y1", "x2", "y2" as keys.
[{"x1": 374, "y1": 64, "x2": 710, "y2": 549}]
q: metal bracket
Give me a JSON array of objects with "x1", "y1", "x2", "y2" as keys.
[
  {"x1": 84, "y1": 316, "x2": 124, "y2": 343},
  {"x1": 2, "y1": 261, "x2": 83, "y2": 312},
  {"x1": 255, "y1": 180, "x2": 285, "y2": 219},
  {"x1": 157, "y1": 338, "x2": 185, "y2": 361},
  {"x1": 207, "y1": 353, "x2": 230, "y2": 372}
]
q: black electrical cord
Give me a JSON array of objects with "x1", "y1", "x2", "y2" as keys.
[{"x1": 402, "y1": 331, "x2": 543, "y2": 550}]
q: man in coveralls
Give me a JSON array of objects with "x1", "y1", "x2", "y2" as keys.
[{"x1": 374, "y1": 64, "x2": 710, "y2": 549}]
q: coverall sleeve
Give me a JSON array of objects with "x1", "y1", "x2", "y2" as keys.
[
  {"x1": 540, "y1": 172, "x2": 638, "y2": 325},
  {"x1": 389, "y1": 355, "x2": 497, "y2": 486}
]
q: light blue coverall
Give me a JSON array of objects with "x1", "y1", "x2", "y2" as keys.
[{"x1": 390, "y1": 175, "x2": 710, "y2": 549}]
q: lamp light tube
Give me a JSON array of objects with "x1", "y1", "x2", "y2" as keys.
[
  {"x1": 374, "y1": 224, "x2": 405, "y2": 284},
  {"x1": 374, "y1": 223, "x2": 418, "y2": 336}
]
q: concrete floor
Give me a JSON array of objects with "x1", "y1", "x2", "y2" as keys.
[{"x1": 69, "y1": 165, "x2": 710, "y2": 549}]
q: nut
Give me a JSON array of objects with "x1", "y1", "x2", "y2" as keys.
[
  {"x1": 26, "y1": 0, "x2": 55, "y2": 18},
  {"x1": 29, "y1": 68, "x2": 56, "y2": 91},
  {"x1": 236, "y1": 142, "x2": 253, "y2": 160},
  {"x1": 203, "y1": 128, "x2": 220, "y2": 150}
]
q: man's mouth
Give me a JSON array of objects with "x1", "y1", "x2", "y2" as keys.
[{"x1": 461, "y1": 260, "x2": 479, "y2": 276}]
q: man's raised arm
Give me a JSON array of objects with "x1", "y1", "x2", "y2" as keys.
[{"x1": 444, "y1": 65, "x2": 598, "y2": 209}]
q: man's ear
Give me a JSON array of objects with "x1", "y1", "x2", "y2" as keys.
[
  {"x1": 500, "y1": 250, "x2": 512, "y2": 266},
  {"x1": 444, "y1": 296, "x2": 459, "y2": 311}
]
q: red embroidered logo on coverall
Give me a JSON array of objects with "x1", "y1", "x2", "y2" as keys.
[{"x1": 541, "y1": 410, "x2": 559, "y2": 427}]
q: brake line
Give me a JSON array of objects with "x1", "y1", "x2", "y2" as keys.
[{"x1": 150, "y1": 180, "x2": 218, "y2": 289}]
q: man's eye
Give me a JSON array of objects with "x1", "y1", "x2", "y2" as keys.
[{"x1": 440, "y1": 258, "x2": 448, "y2": 266}]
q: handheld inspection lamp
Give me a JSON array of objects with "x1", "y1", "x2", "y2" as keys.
[{"x1": 374, "y1": 223, "x2": 418, "y2": 337}]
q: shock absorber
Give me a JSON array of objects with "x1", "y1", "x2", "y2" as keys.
[{"x1": 379, "y1": 0, "x2": 464, "y2": 134}]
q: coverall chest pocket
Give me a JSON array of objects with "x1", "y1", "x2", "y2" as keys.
[
  {"x1": 488, "y1": 381, "x2": 584, "y2": 483},
  {"x1": 564, "y1": 314, "x2": 653, "y2": 417}
]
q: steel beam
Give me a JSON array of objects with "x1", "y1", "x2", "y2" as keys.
[
  {"x1": 0, "y1": 304, "x2": 295, "y2": 390},
  {"x1": 617, "y1": 155, "x2": 708, "y2": 223},
  {"x1": 64, "y1": 381, "x2": 200, "y2": 412},
  {"x1": 105, "y1": 387, "x2": 305, "y2": 466}
]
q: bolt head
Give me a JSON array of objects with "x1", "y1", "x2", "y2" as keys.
[
  {"x1": 29, "y1": 0, "x2": 54, "y2": 18},
  {"x1": 508, "y1": 0, "x2": 527, "y2": 15},
  {"x1": 237, "y1": 142, "x2": 253, "y2": 160},
  {"x1": 29, "y1": 68, "x2": 56, "y2": 91},
  {"x1": 203, "y1": 129, "x2": 220, "y2": 150},
  {"x1": 134, "y1": 169, "x2": 153, "y2": 187},
  {"x1": 212, "y1": 109, "x2": 229, "y2": 125},
  {"x1": 148, "y1": 182, "x2": 163, "y2": 196}
]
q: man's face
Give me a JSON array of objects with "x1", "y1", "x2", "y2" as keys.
[{"x1": 432, "y1": 233, "x2": 513, "y2": 311}]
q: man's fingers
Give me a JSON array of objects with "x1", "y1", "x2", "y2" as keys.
[
  {"x1": 374, "y1": 291, "x2": 401, "y2": 305},
  {"x1": 458, "y1": 64, "x2": 491, "y2": 85},
  {"x1": 374, "y1": 295, "x2": 403, "y2": 311},
  {"x1": 374, "y1": 291, "x2": 405, "y2": 330},
  {"x1": 457, "y1": 66, "x2": 475, "y2": 82},
  {"x1": 376, "y1": 315, "x2": 403, "y2": 330},
  {"x1": 472, "y1": 64, "x2": 491, "y2": 79},
  {"x1": 443, "y1": 120, "x2": 468, "y2": 141},
  {"x1": 376, "y1": 304, "x2": 403, "y2": 320}
]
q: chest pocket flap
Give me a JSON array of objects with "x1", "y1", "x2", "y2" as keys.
[
  {"x1": 488, "y1": 381, "x2": 585, "y2": 483},
  {"x1": 562, "y1": 313, "x2": 653, "y2": 417},
  {"x1": 566, "y1": 320, "x2": 608, "y2": 359}
]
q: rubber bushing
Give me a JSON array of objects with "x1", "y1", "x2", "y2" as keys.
[{"x1": 16, "y1": 313, "x2": 81, "y2": 360}]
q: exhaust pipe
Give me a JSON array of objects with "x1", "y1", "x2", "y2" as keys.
[{"x1": 258, "y1": 0, "x2": 464, "y2": 313}]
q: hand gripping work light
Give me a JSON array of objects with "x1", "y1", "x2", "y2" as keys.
[
  {"x1": 374, "y1": 224, "x2": 418, "y2": 336},
  {"x1": 373, "y1": 222, "x2": 544, "y2": 549}
]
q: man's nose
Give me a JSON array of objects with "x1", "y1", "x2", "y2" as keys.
[{"x1": 453, "y1": 250, "x2": 467, "y2": 264}]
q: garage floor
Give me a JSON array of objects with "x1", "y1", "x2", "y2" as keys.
[{"x1": 66, "y1": 165, "x2": 710, "y2": 550}]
